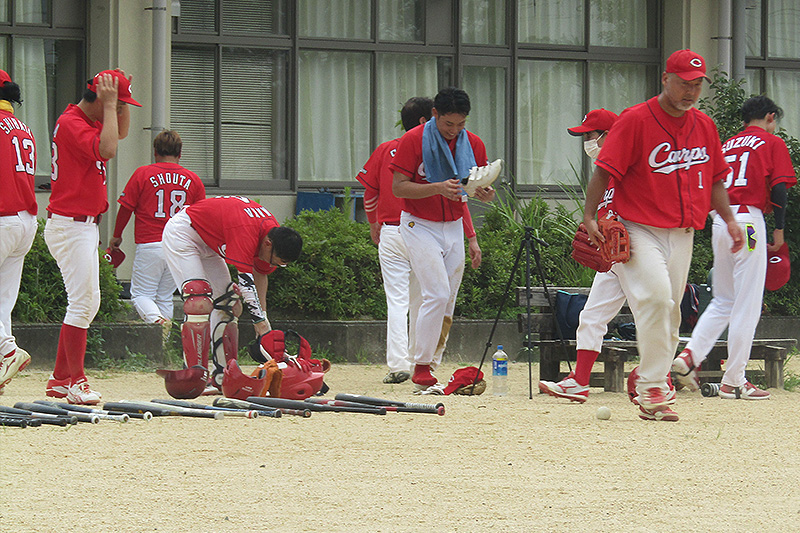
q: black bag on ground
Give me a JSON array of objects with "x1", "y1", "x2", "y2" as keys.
[{"x1": 554, "y1": 290, "x2": 588, "y2": 340}]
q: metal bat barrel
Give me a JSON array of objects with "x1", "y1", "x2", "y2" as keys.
[
  {"x1": 334, "y1": 393, "x2": 445, "y2": 411},
  {"x1": 246, "y1": 396, "x2": 386, "y2": 415},
  {"x1": 306, "y1": 397, "x2": 444, "y2": 416},
  {"x1": 151, "y1": 399, "x2": 258, "y2": 419},
  {"x1": 34, "y1": 401, "x2": 129, "y2": 422},
  {"x1": 212, "y1": 398, "x2": 293, "y2": 418},
  {"x1": 0, "y1": 405, "x2": 75, "y2": 425},
  {"x1": 14, "y1": 402, "x2": 100, "y2": 424},
  {"x1": 116, "y1": 400, "x2": 223, "y2": 419}
]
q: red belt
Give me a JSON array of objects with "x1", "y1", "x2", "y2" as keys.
[{"x1": 47, "y1": 212, "x2": 102, "y2": 224}]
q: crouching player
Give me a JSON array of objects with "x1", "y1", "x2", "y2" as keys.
[{"x1": 158, "y1": 196, "x2": 302, "y2": 399}]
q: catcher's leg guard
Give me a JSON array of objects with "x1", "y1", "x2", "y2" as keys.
[
  {"x1": 157, "y1": 279, "x2": 213, "y2": 399},
  {"x1": 211, "y1": 283, "x2": 243, "y2": 388}
]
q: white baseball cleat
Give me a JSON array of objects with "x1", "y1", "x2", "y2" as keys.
[{"x1": 462, "y1": 159, "x2": 503, "y2": 197}]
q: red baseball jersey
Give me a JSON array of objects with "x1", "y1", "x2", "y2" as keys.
[
  {"x1": 596, "y1": 96, "x2": 730, "y2": 230},
  {"x1": 720, "y1": 125, "x2": 796, "y2": 213},
  {"x1": 356, "y1": 138, "x2": 404, "y2": 225},
  {"x1": 389, "y1": 124, "x2": 488, "y2": 223},
  {"x1": 186, "y1": 196, "x2": 279, "y2": 275},
  {"x1": 48, "y1": 104, "x2": 109, "y2": 218},
  {"x1": 0, "y1": 109, "x2": 37, "y2": 215},
  {"x1": 118, "y1": 162, "x2": 206, "y2": 243}
]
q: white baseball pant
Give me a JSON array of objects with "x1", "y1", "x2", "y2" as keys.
[
  {"x1": 0, "y1": 211, "x2": 37, "y2": 356},
  {"x1": 44, "y1": 214, "x2": 102, "y2": 329},
  {"x1": 378, "y1": 223, "x2": 420, "y2": 373},
  {"x1": 614, "y1": 221, "x2": 694, "y2": 397},
  {"x1": 576, "y1": 269, "x2": 627, "y2": 352},
  {"x1": 131, "y1": 241, "x2": 177, "y2": 323},
  {"x1": 685, "y1": 207, "x2": 766, "y2": 387},
  {"x1": 400, "y1": 212, "x2": 464, "y2": 367},
  {"x1": 161, "y1": 210, "x2": 232, "y2": 332}
]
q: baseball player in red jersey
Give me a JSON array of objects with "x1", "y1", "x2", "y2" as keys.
[
  {"x1": 583, "y1": 50, "x2": 744, "y2": 421},
  {"x1": 673, "y1": 95, "x2": 797, "y2": 400},
  {"x1": 0, "y1": 70, "x2": 36, "y2": 394},
  {"x1": 539, "y1": 109, "x2": 626, "y2": 401},
  {"x1": 109, "y1": 130, "x2": 206, "y2": 328},
  {"x1": 358, "y1": 97, "x2": 483, "y2": 384},
  {"x1": 44, "y1": 69, "x2": 141, "y2": 405},
  {"x1": 160, "y1": 196, "x2": 302, "y2": 396},
  {"x1": 391, "y1": 87, "x2": 495, "y2": 387}
]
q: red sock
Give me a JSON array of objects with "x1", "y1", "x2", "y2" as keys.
[
  {"x1": 574, "y1": 350, "x2": 600, "y2": 386},
  {"x1": 52, "y1": 324, "x2": 71, "y2": 380},
  {"x1": 412, "y1": 364, "x2": 437, "y2": 387},
  {"x1": 62, "y1": 324, "x2": 88, "y2": 384}
]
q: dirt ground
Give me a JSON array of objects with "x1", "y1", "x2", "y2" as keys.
[{"x1": 1, "y1": 359, "x2": 799, "y2": 533}]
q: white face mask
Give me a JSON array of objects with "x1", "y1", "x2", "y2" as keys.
[{"x1": 583, "y1": 138, "x2": 601, "y2": 160}]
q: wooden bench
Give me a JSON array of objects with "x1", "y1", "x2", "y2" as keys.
[{"x1": 516, "y1": 286, "x2": 796, "y2": 392}]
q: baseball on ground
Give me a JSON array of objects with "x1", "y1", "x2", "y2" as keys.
[{"x1": 596, "y1": 406, "x2": 611, "y2": 420}]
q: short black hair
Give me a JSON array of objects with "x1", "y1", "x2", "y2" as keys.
[
  {"x1": 433, "y1": 87, "x2": 470, "y2": 116},
  {"x1": 268, "y1": 226, "x2": 303, "y2": 263},
  {"x1": 400, "y1": 96, "x2": 433, "y2": 131},
  {"x1": 0, "y1": 81, "x2": 22, "y2": 105},
  {"x1": 83, "y1": 79, "x2": 98, "y2": 102},
  {"x1": 400, "y1": 97, "x2": 433, "y2": 131},
  {"x1": 742, "y1": 95, "x2": 783, "y2": 123}
]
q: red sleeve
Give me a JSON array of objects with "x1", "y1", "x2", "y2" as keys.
[
  {"x1": 461, "y1": 203, "x2": 476, "y2": 239},
  {"x1": 357, "y1": 145, "x2": 385, "y2": 224},
  {"x1": 190, "y1": 173, "x2": 207, "y2": 203},
  {"x1": 113, "y1": 205, "x2": 133, "y2": 238},
  {"x1": 388, "y1": 127, "x2": 421, "y2": 178},
  {"x1": 771, "y1": 137, "x2": 798, "y2": 188}
]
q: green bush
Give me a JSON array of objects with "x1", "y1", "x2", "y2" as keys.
[
  {"x1": 695, "y1": 70, "x2": 800, "y2": 316},
  {"x1": 13, "y1": 219, "x2": 129, "y2": 323},
  {"x1": 269, "y1": 205, "x2": 386, "y2": 319}
]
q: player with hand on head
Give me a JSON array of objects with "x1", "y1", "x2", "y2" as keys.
[
  {"x1": 672, "y1": 95, "x2": 796, "y2": 400},
  {"x1": 0, "y1": 69, "x2": 37, "y2": 394},
  {"x1": 357, "y1": 96, "x2": 485, "y2": 384},
  {"x1": 391, "y1": 87, "x2": 496, "y2": 388},
  {"x1": 109, "y1": 130, "x2": 206, "y2": 330},
  {"x1": 44, "y1": 69, "x2": 141, "y2": 405},
  {"x1": 159, "y1": 195, "x2": 302, "y2": 398},
  {"x1": 583, "y1": 50, "x2": 744, "y2": 421}
]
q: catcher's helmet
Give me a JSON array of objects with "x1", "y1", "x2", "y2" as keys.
[
  {"x1": 278, "y1": 361, "x2": 325, "y2": 400},
  {"x1": 222, "y1": 359, "x2": 268, "y2": 401},
  {"x1": 156, "y1": 366, "x2": 207, "y2": 399}
]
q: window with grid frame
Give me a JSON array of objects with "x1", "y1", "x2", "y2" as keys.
[
  {"x1": 744, "y1": 0, "x2": 800, "y2": 136},
  {"x1": 0, "y1": 0, "x2": 86, "y2": 187}
]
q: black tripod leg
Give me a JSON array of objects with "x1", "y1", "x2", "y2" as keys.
[{"x1": 472, "y1": 236, "x2": 526, "y2": 385}]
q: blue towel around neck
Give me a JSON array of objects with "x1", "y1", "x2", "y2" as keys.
[{"x1": 421, "y1": 117, "x2": 476, "y2": 187}]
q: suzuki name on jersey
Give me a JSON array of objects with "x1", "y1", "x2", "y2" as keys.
[
  {"x1": 721, "y1": 135, "x2": 766, "y2": 154},
  {"x1": 648, "y1": 142, "x2": 710, "y2": 174},
  {"x1": 149, "y1": 172, "x2": 195, "y2": 189}
]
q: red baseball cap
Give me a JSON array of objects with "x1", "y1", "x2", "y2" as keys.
[
  {"x1": 765, "y1": 242, "x2": 790, "y2": 291},
  {"x1": 567, "y1": 108, "x2": 618, "y2": 136},
  {"x1": 0, "y1": 69, "x2": 11, "y2": 85},
  {"x1": 87, "y1": 70, "x2": 142, "y2": 107},
  {"x1": 666, "y1": 49, "x2": 708, "y2": 81},
  {"x1": 443, "y1": 366, "x2": 484, "y2": 395},
  {"x1": 104, "y1": 247, "x2": 126, "y2": 268}
]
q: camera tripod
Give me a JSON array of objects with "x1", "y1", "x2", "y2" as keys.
[{"x1": 473, "y1": 226, "x2": 572, "y2": 399}]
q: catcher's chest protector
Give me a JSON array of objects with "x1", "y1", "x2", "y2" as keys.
[{"x1": 257, "y1": 329, "x2": 312, "y2": 363}]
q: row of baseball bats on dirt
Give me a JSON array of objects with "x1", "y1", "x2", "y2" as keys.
[{"x1": 0, "y1": 394, "x2": 445, "y2": 428}]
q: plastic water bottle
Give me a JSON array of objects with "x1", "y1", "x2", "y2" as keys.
[{"x1": 492, "y1": 345, "x2": 508, "y2": 396}]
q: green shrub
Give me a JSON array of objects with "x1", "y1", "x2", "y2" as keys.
[
  {"x1": 269, "y1": 205, "x2": 386, "y2": 319},
  {"x1": 13, "y1": 219, "x2": 129, "y2": 323}
]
